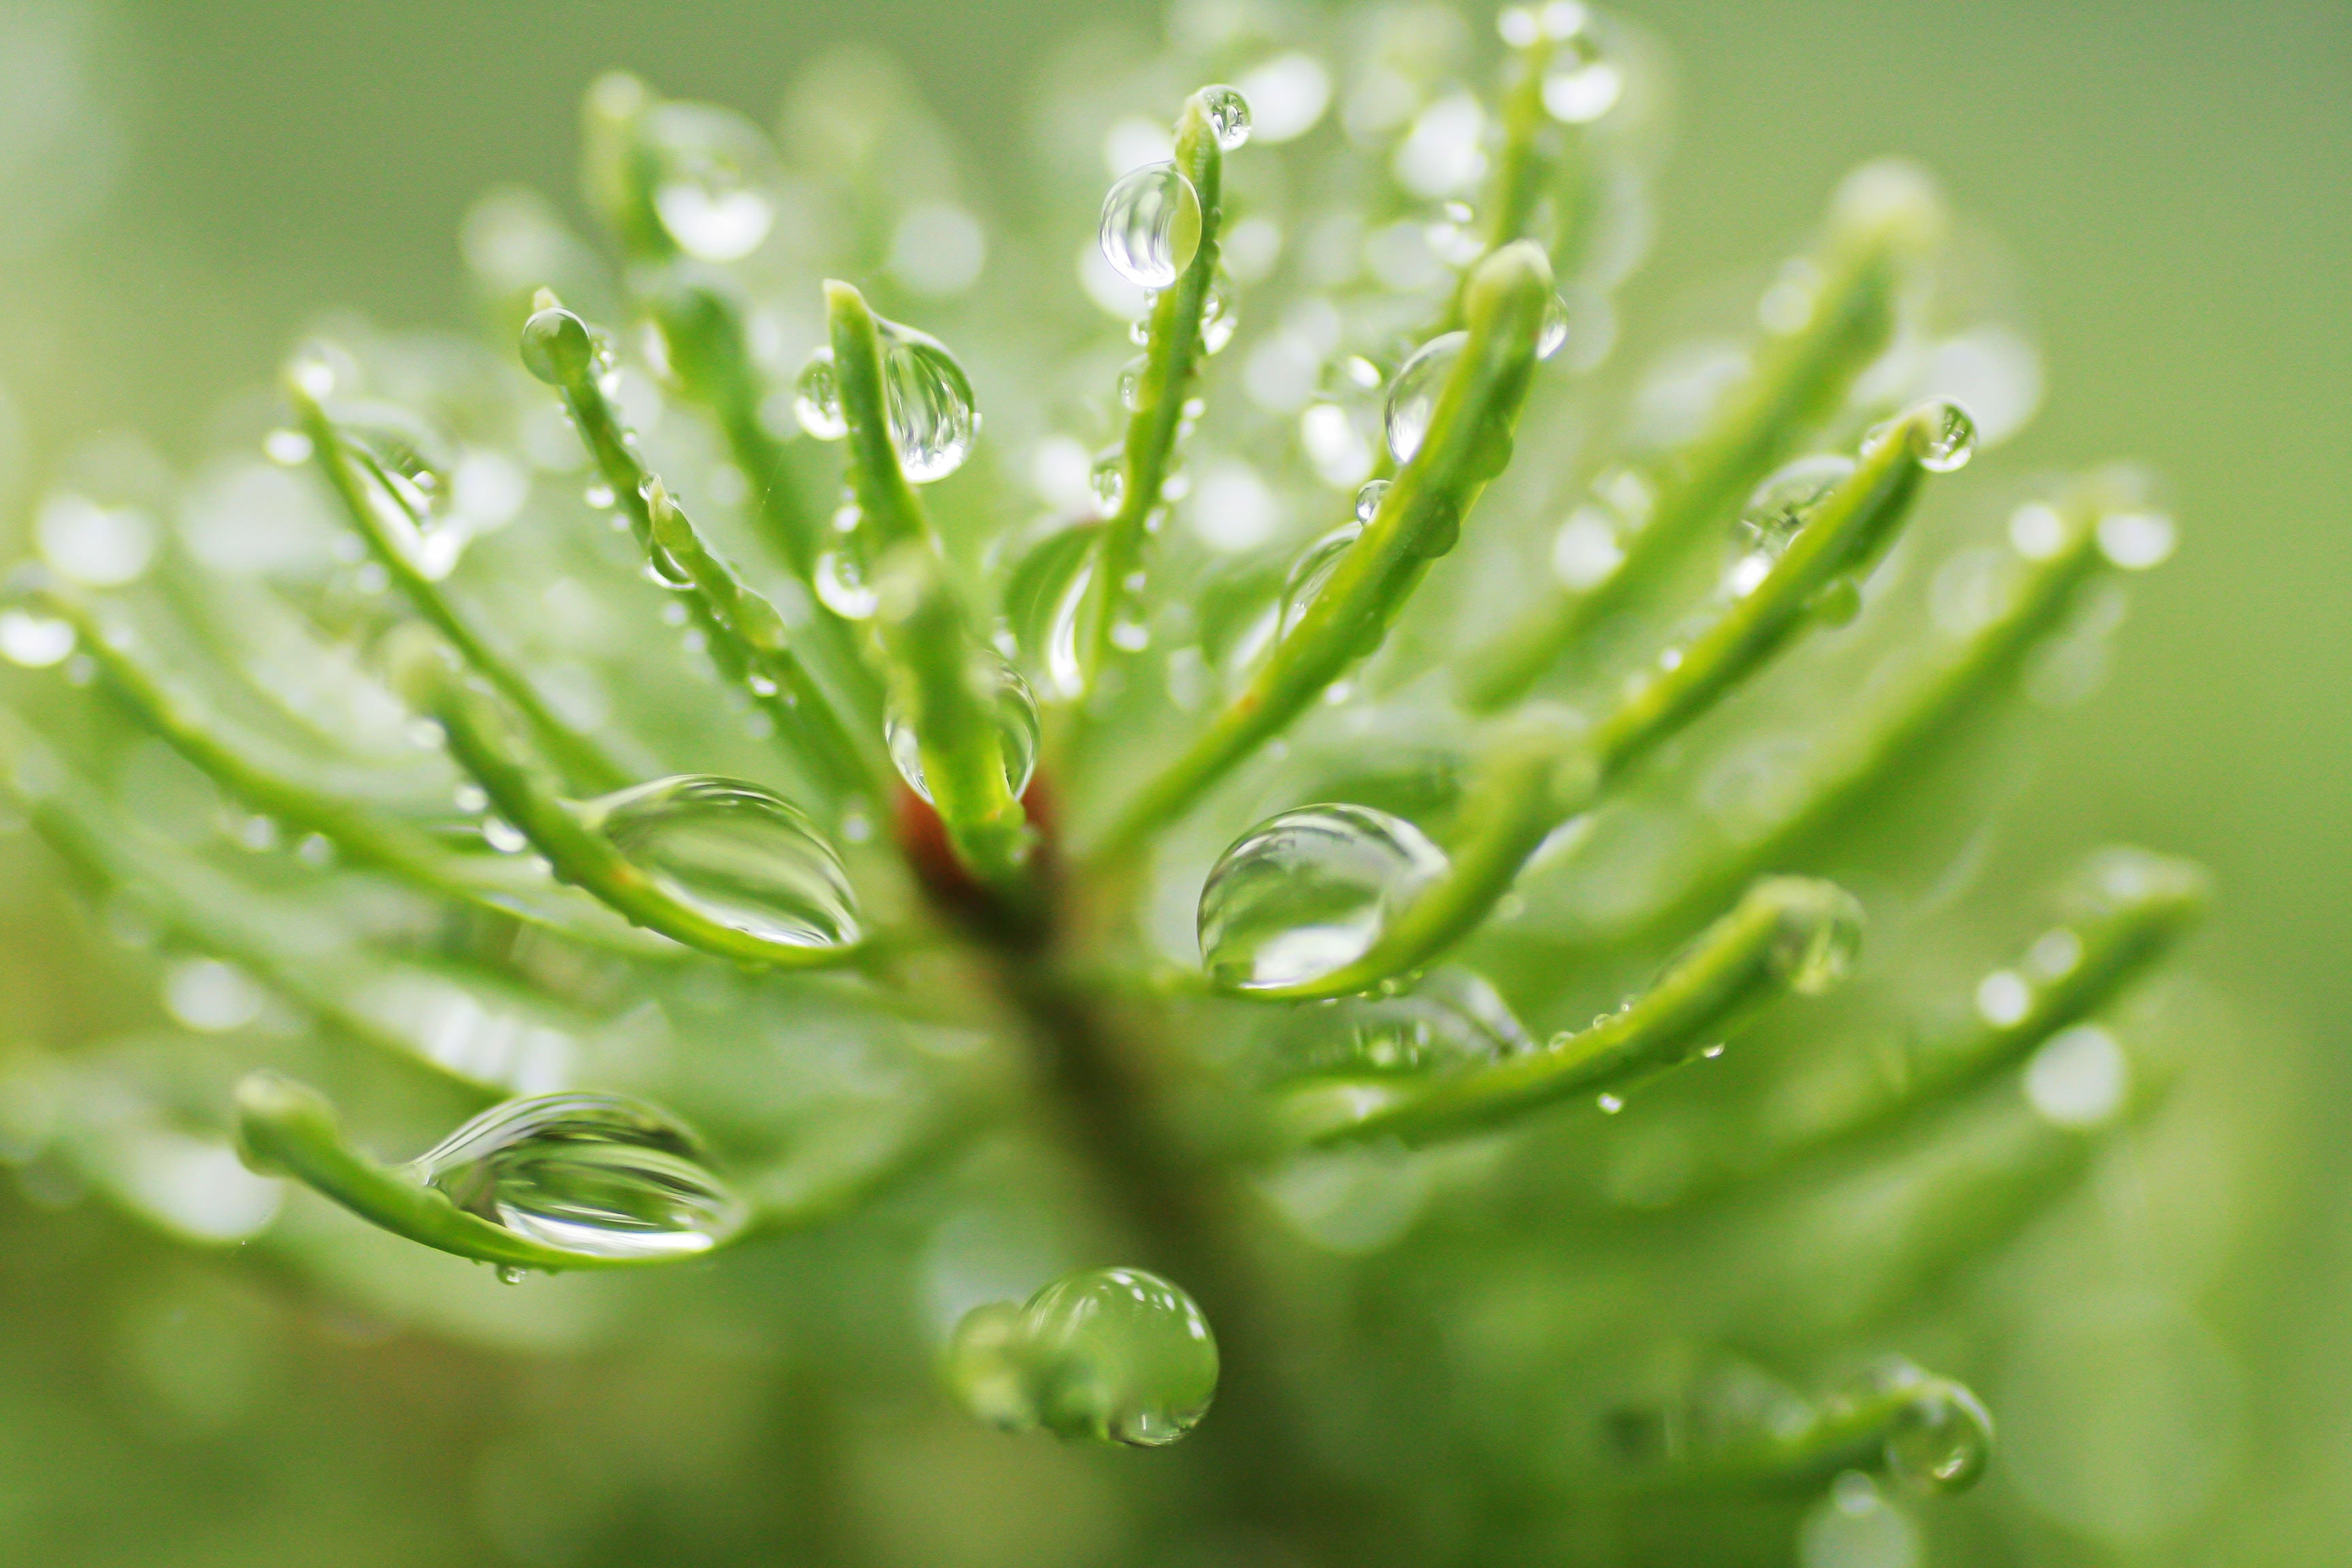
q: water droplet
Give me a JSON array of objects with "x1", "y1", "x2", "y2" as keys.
[
  {"x1": 1199, "y1": 804, "x2": 1450, "y2": 992},
  {"x1": 1542, "y1": 32, "x2": 1622, "y2": 123},
  {"x1": 812, "y1": 547, "x2": 879, "y2": 619},
  {"x1": 1199, "y1": 85, "x2": 1253, "y2": 150},
  {"x1": 1884, "y1": 1381, "x2": 1994, "y2": 1492},
  {"x1": 520, "y1": 306, "x2": 595, "y2": 387},
  {"x1": 644, "y1": 105, "x2": 777, "y2": 262},
  {"x1": 1198, "y1": 270, "x2": 1239, "y2": 355},
  {"x1": 1277, "y1": 523, "x2": 1361, "y2": 638},
  {"x1": 1118, "y1": 355, "x2": 1152, "y2": 412},
  {"x1": 1738, "y1": 455, "x2": 1857, "y2": 557},
  {"x1": 884, "y1": 652, "x2": 1041, "y2": 804},
  {"x1": 1353, "y1": 479, "x2": 1389, "y2": 524},
  {"x1": 1090, "y1": 448, "x2": 1127, "y2": 514},
  {"x1": 495, "y1": 1264, "x2": 525, "y2": 1286},
  {"x1": 1767, "y1": 883, "x2": 1865, "y2": 994},
  {"x1": 1808, "y1": 576, "x2": 1863, "y2": 627},
  {"x1": 1975, "y1": 968, "x2": 2032, "y2": 1028},
  {"x1": 0, "y1": 610, "x2": 76, "y2": 669},
  {"x1": 342, "y1": 421, "x2": 470, "y2": 579},
  {"x1": 949, "y1": 1267, "x2": 1219, "y2": 1447},
  {"x1": 877, "y1": 320, "x2": 979, "y2": 483},
  {"x1": 410, "y1": 1092, "x2": 747, "y2": 1261},
  {"x1": 1310, "y1": 967, "x2": 1529, "y2": 1076},
  {"x1": 1384, "y1": 331, "x2": 1467, "y2": 464},
  {"x1": 794, "y1": 346, "x2": 847, "y2": 440},
  {"x1": 1597, "y1": 1093, "x2": 1624, "y2": 1114},
  {"x1": 2024, "y1": 1023, "x2": 2129, "y2": 1129},
  {"x1": 584, "y1": 480, "x2": 617, "y2": 510},
  {"x1": 581, "y1": 775, "x2": 860, "y2": 948},
  {"x1": 1537, "y1": 292, "x2": 1571, "y2": 361},
  {"x1": 263, "y1": 428, "x2": 312, "y2": 466},
  {"x1": 1907, "y1": 398, "x2": 1978, "y2": 472},
  {"x1": 2095, "y1": 510, "x2": 2175, "y2": 570},
  {"x1": 1098, "y1": 162, "x2": 1204, "y2": 290}
]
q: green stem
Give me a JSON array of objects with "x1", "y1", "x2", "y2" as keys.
[
  {"x1": 1284, "y1": 876, "x2": 1861, "y2": 1147},
  {"x1": 287, "y1": 379, "x2": 631, "y2": 795},
  {"x1": 1080, "y1": 93, "x2": 1226, "y2": 690},
  {"x1": 643, "y1": 479, "x2": 883, "y2": 802},
  {"x1": 826, "y1": 279, "x2": 935, "y2": 557},
  {"x1": 1463, "y1": 174, "x2": 1940, "y2": 710},
  {"x1": 397, "y1": 642, "x2": 872, "y2": 970},
  {"x1": 870, "y1": 546, "x2": 1034, "y2": 890},
  {"x1": 1660, "y1": 1370, "x2": 1992, "y2": 1494},
  {"x1": 1092, "y1": 242, "x2": 1555, "y2": 862}
]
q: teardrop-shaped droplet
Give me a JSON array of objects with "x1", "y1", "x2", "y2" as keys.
[
  {"x1": 1737, "y1": 454, "x2": 1857, "y2": 557},
  {"x1": 583, "y1": 774, "x2": 860, "y2": 947},
  {"x1": 1384, "y1": 331, "x2": 1467, "y2": 465},
  {"x1": 1199, "y1": 804, "x2": 1450, "y2": 992},
  {"x1": 410, "y1": 1092, "x2": 747, "y2": 1260},
  {"x1": 1536, "y1": 291, "x2": 1571, "y2": 361},
  {"x1": 644, "y1": 104, "x2": 777, "y2": 263},
  {"x1": 1098, "y1": 162, "x2": 1204, "y2": 290},
  {"x1": 1277, "y1": 523, "x2": 1362, "y2": 639},
  {"x1": 1884, "y1": 1379, "x2": 1995, "y2": 1492},
  {"x1": 1090, "y1": 447, "x2": 1127, "y2": 514},
  {"x1": 1198, "y1": 270, "x2": 1239, "y2": 355},
  {"x1": 1117, "y1": 355, "x2": 1152, "y2": 412},
  {"x1": 1765, "y1": 881, "x2": 1865, "y2": 994},
  {"x1": 1353, "y1": 479, "x2": 1390, "y2": 524},
  {"x1": 1542, "y1": 33, "x2": 1622, "y2": 124},
  {"x1": 877, "y1": 320, "x2": 979, "y2": 483},
  {"x1": 1199, "y1": 85, "x2": 1253, "y2": 151},
  {"x1": 794, "y1": 346, "x2": 847, "y2": 440},
  {"x1": 1022, "y1": 1267, "x2": 1220, "y2": 1446},
  {"x1": 884, "y1": 652, "x2": 1041, "y2": 803},
  {"x1": 520, "y1": 306, "x2": 595, "y2": 387}
]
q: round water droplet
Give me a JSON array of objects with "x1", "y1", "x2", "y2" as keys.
[
  {"x1": 410, "y1": 1092, "x2": 747, "y2": 1261},
  {"x1": 1766, "y1": 882, "x2": 1865, "y2": 995},
  {"x1": 583, "y1": 774, "x2": 860, "y2": 948},
  {"x1": 1384, "y1": 331, "x2": 1467, "y2": 465},
  {"x1": 1022, "y1": 1267, "x2": 1220, "y2": 1446},
  {"x1": 1277, "y1": 523, "x2": 1362, "y2": 639},
  {"x1": 1353, "y1": 479, "x2": 1389, "y2": 524},
  {"x1": 520, "y1": 306, "x2": 595, "y2": 387},
  {"x1": 1808, "y1": 575, "x2": 1863, "y2": 627},
  {"x1": 495, "y1": 1264, "x2": 525, "y2": 1286},
  {"x1": 1537, "y1": 291, "x2": 1571, "y2": 361},
  {"x1": 1738, "y1": 455, "x2": 1857, "y2": 557},
  {"x1": 1118, "y1": 355, "x2": 1152, "y2": 412},
  {"x1": 883, "y1": 652, "x2": 1041, "y2": 804},
  {"x1": 644, "y1": 104, "x2": 778, "y2": 262},
  {"x1": 794, "y1": 347, "x2": 847, "y2": 440},
  {"x1": 1199, "y1": 85, "x2": 1253, "y2": 151},
  {"x1": 1098, "y1": 161, "x2": 1204, "y2": 290},
  {"x1": 1090, "y1": 448, "x2": 1127, "y2": 514},
  {"x1": 1907, "y1": 397, "x2": 1978, "y2": 472},
  {"x1": 813, "y1": 548, "x2": 879, "y2": 619},
  {"x1": 0, "y1": 610, "x2": 76, "y2": 669},
  {"x1": 1199, "y1": 804, "x2": 1450, "y2": 992},
  {"x1": 1884, "y1": 1381, "x2": 1995, "y2": 1492},
  {"x1": 877, "y1": 321, "x2": 979, "y2": 483},
  {"x1": 1198, "y1": 270, "x2": 1239, "y2": 355}
]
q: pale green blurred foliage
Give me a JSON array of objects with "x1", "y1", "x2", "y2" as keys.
[{"x1": 0, "y1": 1, "x2": 2345, "y2": 1565}]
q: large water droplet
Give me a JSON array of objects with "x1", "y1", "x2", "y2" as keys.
[
  {"x1": 948, "y1": 1267, "x2": 1219, "y2": 1447},
  {"x1": 520, "y1": 306, "x2": 595, "y2": 386},
  {"x1": 1277, "y1": 523, "x2": 1361, "y2": 639},
  {"x1": 1738, "y1": 455, "x2": 1857, "y2": 558},
  {"x1": 1884, "y1": 1379, "x2": 1995, "y2": 1492},
  {"x1": 1906, "y1": 397, "x2": 1978, "y2": 473},
  {"x1": 884, "y1": 652, "x2": 1041, "y2": 803},
  {"x1": 1199, "y1": 804, "x2": 1450, "y2": 992},
  {"x1": 1098, "y1": 162, "x2": 1204, "y2": 290},
  {"x1": 1199, "y1": 86, "x2": 1253, "y2": 150},
  {"x1": 1384, "y1": 331, "x2": 1467, "y2": 465},
  {"x1": 644, "y1": 105, "x2": 777, "y2": 262},
  {"x1": 813, "y1": 546, "x2": 879, "y2": 619},
  {"x1": 879, "y1": 321, "x2": 979, "y2": 483},
  {"x1": 582, "y1": 775, "x2": 859, "y2": 947},
  {"x1": 794, "y1": 346, "x2": 847, "y2": 440},
  {"x1": 410, "y1": 1092, "x2": 747, "y2": 1260}
]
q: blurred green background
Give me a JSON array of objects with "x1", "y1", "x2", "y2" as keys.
[{"x1": 0, "y1": 0, "x2": 2344, "y2": 1561}]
